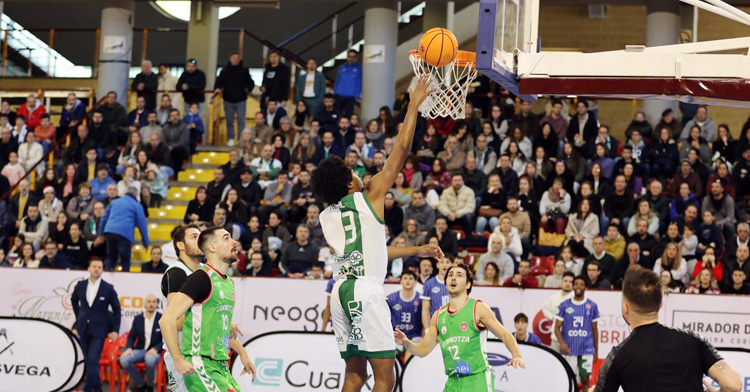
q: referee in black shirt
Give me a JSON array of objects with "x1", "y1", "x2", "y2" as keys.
[{"x1": 594, "y1": 268, "x2": 742, "y2": 392}]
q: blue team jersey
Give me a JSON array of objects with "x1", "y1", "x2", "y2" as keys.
[
  {"x1": 420, "y1": 276, "x2": 449, "y2": 316},
  {"x1": 555, "y1": 297, "x2": 600, "y2": 356},
  {"x1": 325, "y1": 278, "x2": 335, "y2": 294},
  {"x1": 513, "y1": 331, "x2": 543, "y2": 345},
  {"x1": 386, "y1": 291, "x2": 423, "y2": 339}
]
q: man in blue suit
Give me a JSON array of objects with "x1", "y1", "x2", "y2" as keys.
[
  {"x1": 119, "y1": 294, "x2": 162, "y2": 392},
  {"x1": 71, "y1": 258, "x2": 121, "y2": 392}
]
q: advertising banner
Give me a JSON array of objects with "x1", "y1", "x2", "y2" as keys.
[
  {"x1": 231, "y1": 332, "x2": 401, "y2": 392},
  {"x1": 0, "y1": 317, "x2": 84, "y2": 392},
  {"x1": 400, "y1": 340, "x2": 575, "y2": 392},
  {"x1": 664, "y1": 293, "x2": 750, "y2": 349}
]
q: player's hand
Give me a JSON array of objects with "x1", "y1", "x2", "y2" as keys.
[
  {"x1": 417, "y1": 244, "x2": 444, "y2": 260},
  {"x1": 175, "y1": 357, "x2": 196, "y2": 375},
  {"x1": 393, "y1": 329, "x2": 408, "y2": 346},
  {"x1": 507, "y1": 356, "x2": 525, "y2": 369},
  {"x1": 560, "y1": 342, "x2": 570, "y2": 356},
  {"x1": 122, "y1": 348, "x2": 134, "y2": 358},
  {"x1": 71, "y1": 328, "x2": 78, "y2": 337},
  {"x1": 408, "y1": 75, "x2": 436, "y2": 106},
  {"x1": 702, "y1": 378, "x2": 720, "y2": 392},
  {"x1": 147, "y1": 348, "x2": 158, "y2": 357},
  {"x1": 230, "y1": 323, "x2": 244, "y2": 340},
  {"x1": 240, "y1": 355, "x2": 256, "y2": 381}
]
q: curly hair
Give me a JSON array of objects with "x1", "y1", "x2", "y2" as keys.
[{"x1": 311, "y1": 155, "x2": 353, "y2": 206}]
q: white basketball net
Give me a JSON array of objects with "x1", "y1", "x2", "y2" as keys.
[{"x1": 409, "y1": 52, "x2": 478, "y2": 119}]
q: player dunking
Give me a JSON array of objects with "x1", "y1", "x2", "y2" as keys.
[
  {"x1": 160, "y1": 227, "x2": 255, "y2": 391},
  {"x1": 394, "y1": 263, "x2": 524, "y2": 392},
  {"x1": 312, "y1": 75, "x2": 439, "y2": 392}
]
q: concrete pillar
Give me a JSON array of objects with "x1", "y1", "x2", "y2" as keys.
[
  {"x1": 422, "y1": 1, "x2": 447, "y2": 31},
  {"x1": 186, "y1": 0, "x2": 220, "y2": 117},
  {"x1": 96, "y1": 0, "x2": 134, "y2": 107},
  {"x1": 361, "y1": 0, "x2": 398, "y2": 121},
  {"x1": 642, "y1": 1, "x2": 680, "y2": 126}
]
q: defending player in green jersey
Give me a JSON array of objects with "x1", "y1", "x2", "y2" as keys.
[
  {"x1": 394, "y1": 263, "x2": 525, "y2": 392},
  {"x1": 160, "y1": 227, "x2": 256, "y2": 392}
]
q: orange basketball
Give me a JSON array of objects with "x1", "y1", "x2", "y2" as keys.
[{"x1": 418, "y1": 28, "x2": 458, "y2": 67}]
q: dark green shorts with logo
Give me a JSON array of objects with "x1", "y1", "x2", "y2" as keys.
[
  {"x1": 184, "y1": 356, "x2": 241, "y2": 392},
  {"x1": 443, "y1": 370, "x2": 494, "y2": 392}
]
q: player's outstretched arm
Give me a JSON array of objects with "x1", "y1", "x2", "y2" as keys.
[
  {"x1": 476, "y1": 302, "x2": 525, "y2": 369},
  {"x1": 159, "y1": 293, "x2": 196, "y2": 375},
  {"x1": 166, "y1": 292, "x2": 187, "y2": 330},
  {"x1": 395, "y1": 311, "x2": 439, "y2": 357},
  {"x1": 421, "y1": 299, "x2": 432, "y2": 335},
  {"x1": 229, "y1": 338, "x2": 256, "y2": 381},
  {"x1": 366, "y1": 76, "x2": 435, "y2": 215},
  {"x1": 387, "y1": 244, "x2": 444, "y2": 260},
  {"x1": 704, "y1": 360, "x2": 742, "y2": 392}
]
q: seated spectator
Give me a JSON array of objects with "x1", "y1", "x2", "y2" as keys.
[
  {"x1": 118, "y1": 294, "x2": 162, "y2": 392},
  {"x1": 304, "y1": 204, "x2": 325, "y2": 248},
  {"x1": 702, "y1": 179, "x2": 736, "y2": 240},
  {"x1": 649, "y1": 126, "x2": 679, "y2": 179},
  {"x1": 583, "y1": 236, "x2": 617, "y2": 282},
  {"x1": 117, "y1": 166, "x2": 141, "y2": 201},
  {"x1": 144, "y1": 133, "x2": 173, "y2": 180},
  {"x1": 583, "y1": 260, "x2": 613, "y2": 289},
  {"x1": 686, "y1": 148, "x2": 710, "y2": 185},
  {"x1": 0, "y1": 114, "x2": 11, "y2": 134},
  {"x1": 585, "y1": 125, "x2": 619, "y2": 160},
  {"x1": 530, "y1": 146, "x2": 551, "y2": 179},
  {"x1": 640, "y1": 180, "x2": 671, "y2": 224},
  {"x1": 271, "y1": 134, "x2": 291, "y2": 169},
  {"x1": 587, "y1": 143, "x2": 616, "y2": 179},
  {"x1": 724, "y1": 268, "x2": 750, "y2": 294},
  {"x1": 534, "y1": 122, "x2": 559, "y2": 163},
  {"x1": 18, "y1": 129, "x2": 44, "y2": 177},
  {"x1": 220, "y1": 188, "x2": 248, "y2": 225},
  {"x1": 143, "y1": 169, "x2": 167, "y2": 207},
  {"x1": 565, "y1": 198, "x2": 599, "y2": 257},
  {"x1": 250, "y1": 144, "x2": 283, "y2": 189},
  {"x1": 280, "y1": 225, "x2": 319, "y2": 278},
  {"x1": 624, "y1": 129, "x2": 649, "y2": 170},
  {"x1": 415, "y1": 123, "x2": 442, "y2": 164},
  {"x1": 263, "y1": 210, "x2": 291, "y2": 256},
  {"x1": 654, "y1": 242, "x2": 688, "y2": 284},
  {"x1": 117, "y1": 131, "x2": 143, "y2": 176},
  {"x1": 627, "y1": 199, "x2": 659, "y2": 237},
  {"x1": 488, "y1": 216, "x2": 523, "y2": 260},
  {"x1": 671, "y1": 159, "x2": 703, "y2": 199},
  {"x1": 584, "y1": 161, "x2": 610, "y2": 197},
  {"x1": 604, "y1": 224, "x2": 626, "y2": 262},
  {"x1": 162, "y1": 109, "x2": 190, "y2": 173},
  {"x1": 83, "y1": 202, "x2": 107, "y2": 260},
  {"x1": 473, "y1": 133, "x2": 497, "y2": 176},
  {"x1": 60, "y1": 93, "x2": 86, "y2": 134},
  {"x1": 500, "y1": 126, "x2": 532, "y2": 158},
  {"x1": 126, "y1": 96, "x2": 149, "y2": 132},
  {"x1": 265, "y1": 100, "x2": 288, "y2": 131},
  {"x1": 476, "y1": 174, "x2": 506, "y2": 233},
  {"x1": 155, "y1": 94, "x2": 172, "y2": 125},
  {"x1": 18, "y1": 94, "x2": 45, "y2": 130},
  {"x1": 63, "y1": 222, "x2": 89, "y2": 268},
  {"x1": 692, "y1": 246, "x2": 721, "y2": 283},
  {"x1": 38, "y1": 185, "x2": 62, "y2": 222},
  {"x1": 713, "y1": 124, "x2": 737, "y2": 163},
  {"x1": 477, "y1": 262, "x2": 501, "y2": 286},
  {"x1": 139, "y1": 112, "x2": 163, "y2": 146},
  {"x1": 258, "y1": 170, "x2": 291, "y2": 224},
  {"x1": 625, "y1": 110, "x2": 653, "y2": 142},
  {"x1": 724, "y1": 244, "x2": 750, "y2": 289},
  {"x1": 90, "y1": 164, "x2": 115, "y2": 202},
  {"x1": 670, "y1": 182, "x2": 700, "y2": 222},
  {"x1": 502, "y1": 259, "x2": 539, "y2": 288},
  {"x1": 545, "y1": 160, "x2": 575, "y2": 196},
  {"x1": 475, "y1": 236, "x2": 515, "y2": 283},
  {"x1": 621, "y1": 162, "x2": 643, "y2": 196},
  {"x1": 604, "y1": 174, "x2": 633, "y2": 229},
  {"x1": 64, "y1": 124, "x2": 96, "y2": 165},
  {"x1": 397, "y1": 218, "x2": 425, "y2": 247},
  {"x1": 1, "y1": 151, "x2": 24, "y2": 187},
  {"x1": 245, "y1": 251, "x2": 272, "y2": 277},
  {"x1": 184, "y1": 186, "x2": 215, "y2": 224},
  {"x1": 0, "y1": 127, "x2": 18, "y2": 169},
  {"x1": 48, "y1": 211, "x2": 70, "y2": 248},
  {"x1": 679, "y1": 125, "x2": 712, "y2": 164},
  {"x1": 422, "y1": 158, "x2": 451, "y2": 202},
  {"x1": 390, "y1": 172, "x2": 413, "y2": 208},
  {"x1": 436, "y1": 136, "x2": 466, "y2": 175},
  {"x1": 685, "y1": 268, "x2": 721, "y2": 294},
  {"x1": 655, "y1": 222, "x2": 682, "y2": 260},
  {"x1": 562, "y1": 142, "x2": 587, "y2": 183},
  {"x1": 19, "y1": 203, "x2": 48, "y2": 250},
  {"x1": 680, "y1": 222, "x2": 699, "y2": 262},
  {"x1": 540, "y1": 100, "x2": 567, "y2": 140},
  {"x1": 461, "y1": 156, "x2": 487, "y2": 198},
  {"x1": 544, "y1": 260, "x2": 567, "y2": 288},
  {"x1": 39, "y1": 239, "x2": 73, "y2": 269},
  {"x1": 436, "y1": 173, "x2": 475, "y2": 235},
  {"x1": 660, "y1": 270, "x2": 684, "y2": 293},
  {"x1": 141, "y1": 247, "x2": 167, "y2": 273},
  {"x1": 725, "y1": 223, "x2": 750, "y2": 266},
  {"x1": 313, "y1": 130, "x2": 343, "y2": 165},
  {"x1": 426, "y1": 216, "x2": 459, "y2": 257},
  {"x1": 630, "y1": 218, "x2": 658, "y2": 269},
  {"x1": 451, "y1": 121, "x2": 474, "y2": 154},
  {"x1": 13, "y1": 242, "x2": 39, "y2": 268},
  {"x1": 76, "y1": 148, "x2": 99, "y2": 184},
  {"x1": 403, "y1": 190, "x2": 434, "y2": 233},
  {"x1": 697, "y1": 210, "x2": 723, "y2": 258},
  {"x1": 539, "y1": 178, "x2": 571, "y2": 234},
  {"x1": 384, "y1": 191, "x2": 404, "y2": 237}
]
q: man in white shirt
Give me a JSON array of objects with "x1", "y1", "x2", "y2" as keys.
[
  {"x1": 295, "y1": 59, "x2": 326, "y2": 117},
  {"x1": 120, "y1": 294, "x2": 163, "y2": 392},
  {"x1": 542, "y1": 271, "x2": 575, "y2": 352},
  {"x1": 157, "y1": 63, "x2": 182, "y2": 110}
]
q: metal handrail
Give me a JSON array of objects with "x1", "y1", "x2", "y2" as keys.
[
  {"x1": 298, "y1": 15, "x2": 364, "y2": 57},
  {"x1": 276, "y1": 1, "x2": 357, "y2": 49}
]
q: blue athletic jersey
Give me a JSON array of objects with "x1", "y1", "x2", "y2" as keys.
[
  {"x1": 386, "y1": 290, "x2": 423, "y2": 339},
  {"x1": 513, "y1": 331, "x2": 543, "y2": 346},
  {"x1": 555, "y1": 297, "x2": 600, "y2": 356},
  {"x1": 420, "y1": 276, "x2": 449, "y2": 316},
  {"x1": 325, "y1": 278, "x2": 335, "y2": 294}
]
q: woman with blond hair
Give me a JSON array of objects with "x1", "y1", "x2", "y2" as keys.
[
  {"x1": 654, "y1": 242, "x2": 688, "y2": 284},
  {"x1": 685, "y1": 268, "x2": 721, "y2": 294}
]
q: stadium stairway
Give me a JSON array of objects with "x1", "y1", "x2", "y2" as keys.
[{"x1": 130, "y1": 146, "x2": 231, "y2": 270}]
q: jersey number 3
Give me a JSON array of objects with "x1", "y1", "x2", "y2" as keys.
[{"x1": 342, "y1": 211, "x2": 357, "y2": 245}]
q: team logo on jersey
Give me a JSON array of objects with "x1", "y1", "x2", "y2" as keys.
[
  {"x1": 219, "y1": 291, "x2": 225, "y2": 299},
  {"x1": 441, "y1": 326, "x2": 447, "y2": 335},
  {"x1": 349, "y1": 327, "x2": 365, "y2": 343},
  {"x1": 585, "y1": 303, "x2": 592, "y2": 309},
  {"x1": 565, "y1": 307, "x2": 574, "y2": 314},
  {"x1": 432, "y1": 287, "x2": 441, "y2": 293},
  {"x1": 393, "y1": 304, "x2": 402, "y2": 311},
  {"x1": 460, "y1": 322, "x2": 468, "y2": 331},
  {"x1": 347, "y1": 300, "x2": 363, "y2": 323},
  {"x1": 414, "y1": 300, "x2": 419, "y2": 306}
]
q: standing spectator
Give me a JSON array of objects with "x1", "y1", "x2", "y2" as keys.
[
  {"x1": 34, "y1": 114, "x2": 57, "y2": 153},
  {"x1": 502, "y1": 260, "x2": 539, "y2": 288},
  {"x1": 567, "y1": 100, "x2": 598, "y2": 149},
  {"x1": 437, "y1": 174, "x2": 475, "y2": 235},
  {"x1": 295, "y1": 59, "x2": 326, "y2": 117},
  {"x1": 475, "y1": 236, "x2": 515, "y2": 282},
  {"x1": 540, "y1": 100, "x2": 568, "y2": 141},
  {"x1": 141, "y1": 248, "x2": 168, "y2": 273},
  {"x1": 183, "y1": 103, "x2": 204, "y2": 153},
  {"x1": 119, "y1": 294, "x2": 162, "y2": 391},
  {"x1": 17, "y1": 94, "x2": 46, "y2": 130},
  {"x1": 131, "y1": 60, "x2": 159, "y2": 111},
  {"x1": 214, "y1": 52, "x2": 255, "y2": 146},
  {"x1": 680, "y1": 105, "x2": 716, "y2": 142},
  {"x1": 177, "y1": 58, "x2": 207, "y2": 113},
  {"x1": 0, "y1": 100, "x2": 16, "y2": 126},
  {"x1": 512, "y1": 101, "x2": 541, "y2": 139},
  {"x1": 542, "y1": 272, "x2": 574, "y2": 351},
  {"x1": 261, "y1": 50, "x2": 290, "y2": 109},
  {"x1": 97, "y1": 92, "x2": 127, "y2": 146},
  {"x1": 333, "y1": 49, "x2": 362, "y2": 118},
  {"x1": 99, "y1": 187, "x2": 149, "y2": 271},
  {"x1": 157, "y1": 63, "x2": 181, "y2": 109},
  {"x1": 280, "y1": 224, "x2": 319, "y2": 278},
  {"x1": 162, "y1": 109, "x2": 190, "y2": 173},
  {"x1": 70, "y1": 258, "x2": 120, "y2": 392},
  {"x1": 554, "y1": 276, "x2": 599, "y2": 391},
  {"x1": 513, "y1": 313, "x2": 543, "y2": 345}
]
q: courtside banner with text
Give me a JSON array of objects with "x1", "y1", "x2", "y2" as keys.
[
  {"x1": 400, "y1": 340, "x2": 575, "y2": 392},
  {"x1": 231, "y1": 332, "x2": 401, "y2": 392},
  {"x1": 0, "y1": 317, "x2": 84, "y2": 392}
]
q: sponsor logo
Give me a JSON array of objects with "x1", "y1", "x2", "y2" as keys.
[
  {"x1": 0, "y1": 329, "x2": 14, "y2": 356},
  {"x1": 532, "y1": 310, "x2": 553, "y2": 346},
  {"x1": 460, "y1": 322, "x2": 468, "y2": 331},
  {"x1": 431, "y1": 287, "x2": 441, "y2": 294},
  {"x1": 254, "y1": 358, "x2": 283, "y2": 386},
  {"x1": 347, "y1": 301, "x2": 363, "y2": 324},
  {"x1": 455, "y1": 361, "x2": 471, "y2": 376},
  {"x1": 252, "y1": 304, "x2": 321, "y2": 331},
  {"x1": 487, "y1": 352, "x2": 511, "y2": 367},
  {"x1": 251, "y1": 357, "x2": 361, "y2": 390},
  {"x1": 0, "y1": 328, "x2": 51, "y2": 377},
  {"x1": 349, "y1": 327, "x2": 365, "y2": 344},
  {"x1": 565, "y1": 307, "x2": 574, "y2": 314},
  {"x1": 393, "y1": 304, "x2": 402, "y2": 311}
]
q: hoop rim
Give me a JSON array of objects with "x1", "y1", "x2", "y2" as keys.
[{"x1": 409, "y1": 49, "x2": 476, "y2": 68}]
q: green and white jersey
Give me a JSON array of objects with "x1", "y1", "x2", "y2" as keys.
[
  {"x1": 437, "y1": 298, "x2": 491, "y2": 377},
  {"x1": 320, "y1": 192, "x2": 387, "y2": 284},
  {"x1": 181, "y1": 264, "x2": 235, "y2": 361}
]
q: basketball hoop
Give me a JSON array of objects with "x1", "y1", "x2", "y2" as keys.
[{"x1": 409, "y1": 49, "x2": 478, "y2": 119}]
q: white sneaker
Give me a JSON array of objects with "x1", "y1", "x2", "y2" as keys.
[{"x1": 227, "y1": 139, "x2": 235, "y2": 146}]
